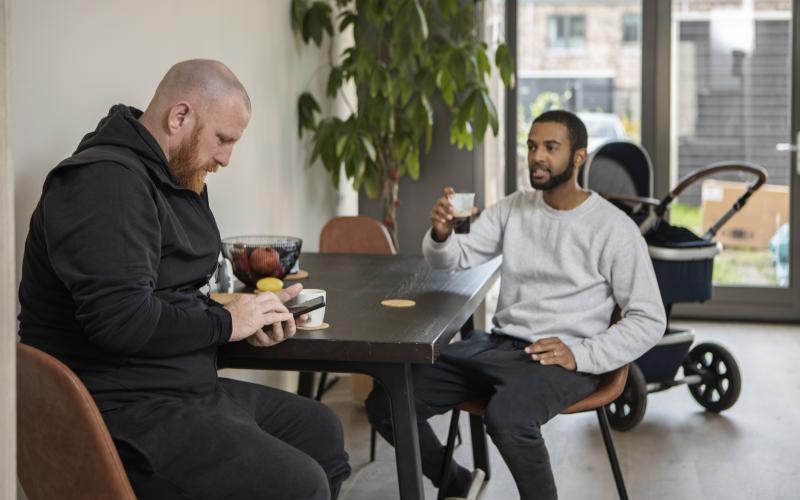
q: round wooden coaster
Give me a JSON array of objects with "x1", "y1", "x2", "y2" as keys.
[
  {"x1": 381, "y1": 299, "x2": 416, "y2": 308},
  {"x1": 297, "y1": 322, "x2": 330, "y2": 331},
  {"x1": 285, "y1": 269, "x2": 309, "y2": 280}
]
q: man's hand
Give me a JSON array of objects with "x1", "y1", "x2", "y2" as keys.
[
  {"x1": 430, "y1": 187, "x2": 456, "y2": 242},
  {"x1": 224, "y1": 284, "x2": 304, "y2": 346},
  {"x1": 525, "y1": 337, "x2": 577, "y2": 371}
]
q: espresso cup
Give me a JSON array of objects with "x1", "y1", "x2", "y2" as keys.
[
  {"x1": 448, "y1": 193, "x2": 475, "y2": 234},
  {"x1": 296, "y1": 288, "x2": 326, "y2": 326}
]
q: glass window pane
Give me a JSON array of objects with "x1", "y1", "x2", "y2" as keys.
[
  {"x1": 481, "y1": 0, "x2": 507, "y2": 209},
  {"x1": 670, "y1": 0, "x2": 792, "y2": 288},
  {"x1": 517, "y1": 1, "x2": 642, "y2": 191}
]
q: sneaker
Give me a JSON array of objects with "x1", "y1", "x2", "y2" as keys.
[{"x1": 444, "y1": 468, "x2": 486, "y2": 500}]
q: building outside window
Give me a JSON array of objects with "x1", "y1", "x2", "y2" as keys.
[
  {"x1": 517, "y1": 1, "x2": 642, "y2": 190},
  {"x1": 548, "y1": 14, "x2": 586, "y2": 48},
  {"x1": 622, "y1": 12, "x2": 640, "y2": 43}
]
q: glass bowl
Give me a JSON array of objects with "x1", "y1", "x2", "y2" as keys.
[{"x1": 221, "y1": 235, "x2": 303, "y2": 286}]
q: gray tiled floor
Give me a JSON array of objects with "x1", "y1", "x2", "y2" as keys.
[{"x1": 323, "y1": 321, "x2": 800, "y2": 500}]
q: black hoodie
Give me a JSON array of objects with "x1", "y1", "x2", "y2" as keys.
[{"x1": 19, "y1": 105, "x2": 232, "y2": 411}]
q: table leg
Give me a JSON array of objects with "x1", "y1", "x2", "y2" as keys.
[
  {"x1": 297, "y1": 371, "x2": 315, "y2": 398},
  {"x1": 372, "y1": 363, "x2": 425, "y2": 500}
]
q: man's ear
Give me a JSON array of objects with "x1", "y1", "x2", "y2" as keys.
[
  {"x1": 166, "y1": 102, "x2": 193, "y2": 136},
  {"x1": 574, "y1": 148, "x2": 588, "y2": 169}
]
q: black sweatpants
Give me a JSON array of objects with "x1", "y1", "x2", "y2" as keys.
[
  {"x1": 102, "y1": 377, "x2": 351, "y2": 500},
  {"x1": 366, "y1": 331, "x2": 599, "y2": 500}
]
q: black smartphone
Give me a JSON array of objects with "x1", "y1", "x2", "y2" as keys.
[
  {"x1": 285, "y1": 296, "x2": 326, "y2": 317},
  {"x1": 262, "y1": 296, "x2": 326, "y2": 333}
]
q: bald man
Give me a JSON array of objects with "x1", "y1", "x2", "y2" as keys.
[{"x1": 18, "y1": 60, "x2": 350, "y2": 500}]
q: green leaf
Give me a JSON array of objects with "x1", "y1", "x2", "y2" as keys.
[
  {"x1": 320, "y1": 6, "x2": 334, "y2": 38},
  {"x1": 472, "y1": 89, "x2": 488, "y2": 142},
  {"x1": 361, "y1": 135, "x2": 377, "y2": 162},
  {"x1": 412, "y1": 1, "x2": 429, "y2": 41},
  {"x1": 363, "y1": 167, "x2": 381, "y2": 199},
  {"x1": 495, "y1": 43, "x2": 514, "y2": 87},
  {"x1": 302, "y1": 6, "x2": 320, "y2": 45},
  {"x1": 399, "y1": 80, "x2": 414, "y2": 106},
  {"x1": 310, "y1": 118, "x2": 331, "y2": 164},
  {"x1": 407, "y1": 149, "x2": 420, "y2": 180},
  {"x1": 303, "y1": 1, "x2": 333, "y2": 47},
  {"x1": 481, "y1": 88, "x2": 499, "y2": 135},
  {"x1": 338, "y1": 10, "x2": 358, "y2": 32},
  {"x1": 448, "y1": 49, "x2": 467, "y2": 84},
  {"x1": 436, "y1": 69, "x2": 456, "y2": 106},
  {"x1": 455, "y1": 89, "x2": 477, "y2": 130},
  {"x1": 331, "y1": 162, "x2": 341, "y2": 188},
  {"x1": 291, "y1": 0, "x2": 309, "y2": 34},
  {"x1": 476, "y1": 49, "x2": 491, "y2": 77},
  {"x1": 297, "y1": 92, "x2": 321, "y2": 137},
  {"x1": 418, "y1": 95, "x2": 434, "y2": 150},
  {"x1": 327, "y1": 67, "x2": 343, "y2": 99},
  {"x1": 336, "y1": 134, "x2": 349, "y2": 157},
  {"x1": 321, "y1": 139, "x2": 340, "y2": 172},
  {"x1": 369, "y1": 66, "x2": 386, "y2": 98},
  {"x1": 438, "y1": 0, "x2": 457, "y2": 19}
]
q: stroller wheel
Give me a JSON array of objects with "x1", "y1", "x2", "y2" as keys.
[
  {"x1": 605, "y1": 363, "x2": 647, "y2": 431},
  {"x1": 684, "y1": 342, "x2": 741, "y2": 412}
]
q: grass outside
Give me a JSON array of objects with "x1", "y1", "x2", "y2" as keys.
[{"x1": 668, "y1": 203, "x2": 779, "y2": 287}]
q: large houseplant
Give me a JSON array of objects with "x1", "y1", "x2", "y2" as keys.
[{"x1": 293, "y1": 0, "x2": 513, "y2": 247}]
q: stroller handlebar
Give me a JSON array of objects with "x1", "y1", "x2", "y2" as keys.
[{"x1": 652, "y1": 162, "x2": 768, "y2": 239}]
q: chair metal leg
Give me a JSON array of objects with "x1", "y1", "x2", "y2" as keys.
[
  {"x1": 469, "y1": 413, "x2": 491, "y2": 480},
  {"x1": 596, "y1": 408, "x2": 629, "y2": 500},
  {"x1": 315, "y1": 372, "x2": 340, "y2": 401},
  {"x1": 369, "y1": 425, "x2": 377, "y2": 463},
  {"x1": 437, "y1": 409, "x2": 462, "y2": 500}
]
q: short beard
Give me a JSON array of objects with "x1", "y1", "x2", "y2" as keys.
[
  {"x1": 169, "y1": 124, "x2": 218, "y2": 194},
  {"x1": 530, "y1": 156, "x2": 576, "y2": 191}
]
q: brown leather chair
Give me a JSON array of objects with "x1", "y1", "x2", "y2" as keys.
[
  {"x1": 17, "y1": 343, "x2": 135, "y2": 500},
  {"x1": 319, "y1": 215, "x2": 396, "y2": 255},
  {"x1": 437, "y1": 364, "x2": 630, "y2": 500}
]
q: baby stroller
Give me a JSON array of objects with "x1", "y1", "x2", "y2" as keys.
[{"x1": 581, "y1": 140, "x2": 768, "y2": 431}]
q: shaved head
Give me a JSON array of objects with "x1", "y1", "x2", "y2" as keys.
[
  {"x1": 138, "y1": 59, "x2": 252, "y2": 193},
  {"x1": 147, "y1": 59, "x2": 251, "y2": 115}
]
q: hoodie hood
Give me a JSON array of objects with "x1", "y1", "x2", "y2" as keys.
[{"x1": 71, "y1": 104, "x2": 179, "y2": 188}]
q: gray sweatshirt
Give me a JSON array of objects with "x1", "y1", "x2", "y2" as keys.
[{"x1": 422, "y1": 189, "x2": 666, "y2": 374}]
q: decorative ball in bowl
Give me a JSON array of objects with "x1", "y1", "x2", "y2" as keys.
[{"x1": 221, "y1": 236, "x2": 303, "y2": 286}]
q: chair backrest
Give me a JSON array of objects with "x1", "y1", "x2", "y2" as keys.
[
  {"x1": 17, "y1": 343, "x2": 136, "y2": 500},
  {"x1": 320, "y1": 216, "x2": 396, "y2": 255}
]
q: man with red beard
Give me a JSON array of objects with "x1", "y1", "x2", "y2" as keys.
[
  {"x1": 18, "y1": 60, "x2": 350, "y2": 500},
  {"x1": 366, "y1": 110, "x2": 665, "y2": 499}
]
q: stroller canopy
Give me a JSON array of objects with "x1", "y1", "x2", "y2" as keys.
[{"x1": 581, "y1": 140, "x2": 653, "y2": 199}]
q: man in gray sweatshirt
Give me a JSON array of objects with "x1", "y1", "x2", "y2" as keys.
[{"x1": 366, "y1": 110, "x2": 666, "y2": 500}]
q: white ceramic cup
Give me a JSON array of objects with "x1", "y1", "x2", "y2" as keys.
[
  {"x1": 296, "y1": 288, "x2": 326, "y2": 327},
  {"x1": 448, "y1": 192, "x2": 476, "y2": 217}
]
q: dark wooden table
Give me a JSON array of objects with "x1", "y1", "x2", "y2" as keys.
[{"x1": 218, "y1": 252, "x2": 501, "y2": 500}]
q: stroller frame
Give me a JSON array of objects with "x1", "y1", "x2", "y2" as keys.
[{"x1": 582, "y1": 141, "x2": 768, "y2": 430}]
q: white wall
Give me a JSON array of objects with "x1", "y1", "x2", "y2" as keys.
[
  {"x1": 10, "y1": 0, "x2": 356, "y2": 283},
  {"x1": 1, "y1": 0, "x2": 16, "y2": 497},
  {"x1": 9, "y1": 3, "x2": 356, "y2": 495}
]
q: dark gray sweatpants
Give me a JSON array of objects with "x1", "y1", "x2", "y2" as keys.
[
  {"x1": 366, "y1": 330, "x2": 599, "y2": 500},
  {"x1": 102, "y1": 377, "x2": 351, "y2": 500}
]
